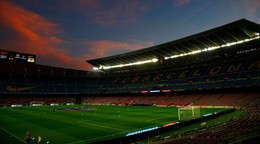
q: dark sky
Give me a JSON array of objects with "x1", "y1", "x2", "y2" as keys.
[{"x1": 0, "y1": 0, "x2": 259, "y2": 70}]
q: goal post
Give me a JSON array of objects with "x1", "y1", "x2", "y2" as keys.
[
  {"x1": 178, "y1": 106, "x2": 201, "y2": 121},
  {"x1": 30, "y1": 101, "x2": 44, "y2": 106}
]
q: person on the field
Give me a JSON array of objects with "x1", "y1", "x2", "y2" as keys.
[{"x1": 25, "y1": 131, "x2": 32, "y2": 144}]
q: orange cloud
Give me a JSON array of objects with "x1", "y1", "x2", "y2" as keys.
[
  {"x1": 0, "y1": 0, "x2": 154, "y2": 70},
  {"x1": 0, "y1": 0, "x2": 90, "y2": 70},
  {"x1": 86, "y1": 40, "x2": 154, "y2": 58}
]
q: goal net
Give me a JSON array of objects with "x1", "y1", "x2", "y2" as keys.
[{"x1": 178, "y1": 106, "x2": 201, "y2": 120}]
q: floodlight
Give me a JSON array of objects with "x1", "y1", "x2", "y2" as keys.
[
  {"x1": 152, "y1": 58, "x2": 158, "y2": 62},
  {"x1": 92, "y1": 36, "x2": 260, "y2": 70},
  {"x1": 164, "y1": 36, "x2": 260, "y2": 60},
  {"x1": 93, "y1": 67, "x2": 99, "y2": 70}
]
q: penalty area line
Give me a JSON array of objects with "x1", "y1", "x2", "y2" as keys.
[
  {"x1": 66, "y1": 131, "x2": 127, "y2": 144},
  {"x1": 0, "y1": 126, "x2": 26, "y2": 143},
  {"x1": 145, "y1": 115, "x2": 177, "y2": 121},
  {"x1": 66, "y1": 124, "x2": 165, "y2": 144},
  {"x1": 77, "y1": 121, "x2": 125, "y2": 131}
]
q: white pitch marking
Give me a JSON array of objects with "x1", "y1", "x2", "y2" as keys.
[
  {"x1": 66, "y1": 131, "x2": 126, "y2": 144},
  {"x1": 145, "y1": 115, "x2": 177, "y2": 121},
  {"x1": 0, "y1": 126, "x2": 26, "y2": 143},
  {"x1": 77, "y1": 121, "x2": 125, "y2": 131}
]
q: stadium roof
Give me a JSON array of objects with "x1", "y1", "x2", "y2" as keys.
[{"x1": 87, "y1": 19, "x2": 260, "y2": 70}]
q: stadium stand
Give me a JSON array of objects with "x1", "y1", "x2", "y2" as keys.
[
  {"x1": 1, "y1": 19, "x2": 260, "y2": 143},
  {"x1": 161, "y1": 104, "x2": 260, "y2": 144}
]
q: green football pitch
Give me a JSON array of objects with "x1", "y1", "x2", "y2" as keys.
[{"x1": 0, "y1": 105, "x2": 228, "y2": 144}]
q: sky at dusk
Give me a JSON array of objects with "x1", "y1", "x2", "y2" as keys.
[{"x1": 0, "y1": 0, "x2": 259, "y2": 70}]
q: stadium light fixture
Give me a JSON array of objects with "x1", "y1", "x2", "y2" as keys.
[
  {"x1": 93, "y1": 67, "x2": 99, "y2": 70},
  {"x1": 164, "y1": 36, "x2": 260, "y2": 60},
  {"x1": 92, "y1": 35, "x2": 260, "y2": 70},
  {"x1": 152, "y1": 58, "x2": 158, "y2": 62},
  {"x1": 93, "y1": 58, "x2": 159, "y2": 70}
]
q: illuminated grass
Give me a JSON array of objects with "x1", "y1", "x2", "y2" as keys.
[{"x1": 0, "y1": 105, "x2": 227, "y2": 144}]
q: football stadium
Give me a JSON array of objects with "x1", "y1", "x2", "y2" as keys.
[{"x1": 0, "y1": 19, "x2": 260, "y2": 144}]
